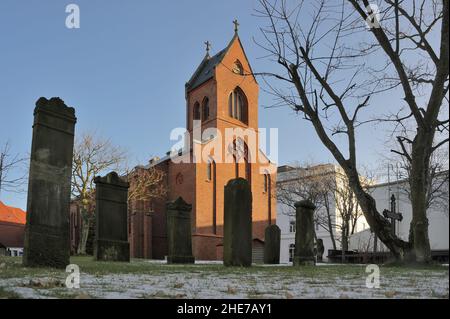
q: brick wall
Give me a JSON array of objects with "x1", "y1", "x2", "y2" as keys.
[{"x1": 0, "y1": 221, "x2": 25, "y2": 248}]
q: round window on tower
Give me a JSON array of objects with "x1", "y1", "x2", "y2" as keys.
[{"x1": 232, "y1": 60, "x2": 243, "y2": 75}]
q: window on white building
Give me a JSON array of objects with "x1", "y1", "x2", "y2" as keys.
[{"x1": 289, "y1": 220, "x2": 296, "y2": 233}]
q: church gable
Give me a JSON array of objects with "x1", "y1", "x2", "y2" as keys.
[
  {"x1": 212, "y1": 34, "x2": 259, "y2": 129},
  {"x1": 185, "y1": 31, "x2": 257, "y2": 94},
  {"x1": 216, "y1": 35, "x2": 257, "y2": 85}
]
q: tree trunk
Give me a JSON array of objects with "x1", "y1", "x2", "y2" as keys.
[
  {"x1": 324, "y1": 196, "x2": 337, "y2": 250},
  {"x1": 342, "y1": 219, "x2": 349, "y2": 252},
  {"x1": 409, "y1": 131, "x2": 432, "y2": 263},
  {"x1": 341, "y1": 232, "x2": 348, "y2": 263},
  {"x1": 328, "y1": 218, "x2": 337, "y2": 251},
  {"x1": 345, "y1": 169, "x2": 411, "y2": 261},
  {"x1": 77, "y1": 206, "x2": 90, "y2": 255}
]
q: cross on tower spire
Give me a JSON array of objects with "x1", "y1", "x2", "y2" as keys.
[
  {"x1": 204, "y1": 40, "x2": 211, "y2": 57},
  {"x1": 233, "y1": 19, "x2": 239, "y2": 34}
]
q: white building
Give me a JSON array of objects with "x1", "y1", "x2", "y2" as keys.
[
  {"x1": 6, "y1": 247, "x2": 23, "y2": 257},
  {"x1": 349, "y1": 173, "x2": 449, "y2": 257},
  {"x1": 277, "y1": 164, "x2": 449, "y2": 263},
  {"x1": 277, "y1": 164, "x2": 369, "y2": 263}
]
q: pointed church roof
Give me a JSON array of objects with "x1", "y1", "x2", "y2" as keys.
[
  {"x1": 185, "y1": 49, "x2": 227, "y2": 92},
  {"x1": 186, "y1": 31, "x2": 247, "y2": 92}
]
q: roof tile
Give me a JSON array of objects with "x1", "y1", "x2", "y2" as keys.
[{"x1": 0, "y1": 201, "x2": 26, "y2": 224}]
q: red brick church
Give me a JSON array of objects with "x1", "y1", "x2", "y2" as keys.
[
  {"x1": 129, "y1": 24, "x2": 277, "y2": 261},
  {"x1": 70, "y1": 24, "x2": 277, "y2": 261}
]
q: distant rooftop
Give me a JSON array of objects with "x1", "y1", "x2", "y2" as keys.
[
  {"x1": 0, "y1": 201, "x2": 26, "y2": 225},
  {"x1": 277, "y1": 165, "x2": 295, "y2": 173}
]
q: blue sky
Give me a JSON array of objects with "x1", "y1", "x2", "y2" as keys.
[{"x1": 0, "y1": 1, "x2": 406, "y2": 209}]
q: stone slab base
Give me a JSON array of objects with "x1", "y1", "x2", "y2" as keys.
[
  {"x1": 23, "y1": 226, "x2": 70, "y2": 269},
  {"x1": 94, "y1": 239, "x2": 130, "y2": 262}
]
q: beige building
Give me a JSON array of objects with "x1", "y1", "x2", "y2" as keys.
[{"x1": 277, "y1": 164, "x2": 368, "y2": 263}]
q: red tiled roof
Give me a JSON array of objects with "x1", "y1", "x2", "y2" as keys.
[{"x1": 0, "y1": 201, "x2": 26, "y2": 224}]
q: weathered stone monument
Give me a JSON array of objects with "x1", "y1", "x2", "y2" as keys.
[
  {"x1": 94, "y1": 172, "x2": 130, "y2": 262},
  {"x1": 263, "y1": 224, "x2": 281, "y2": 264},
  {"x1": 223, "y1": 178, "x2": 252, "y2": 267},
  {"x1": 166, "y1": 197, "x2": 195, "y2": 264},
  {"x1": 23, "y1": 97, "x2": 76, "y2": 268},
  {"x1": 293, "y1": 200, "x2": 316, "y2": 266}
]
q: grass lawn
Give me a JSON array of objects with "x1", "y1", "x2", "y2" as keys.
[{"x1": 0, "y1": 256, "x2": 448, "y2": 299}]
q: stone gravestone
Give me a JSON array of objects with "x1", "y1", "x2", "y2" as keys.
[
  {"x1": 223, "y1": 178, "x2": 252, "y2": 267},
  {"x1": 94, "y1": 172, "x2": 130, "y2": 262},
  {"x1": 263, "y1": 224, "x2": 280, "y2": 264},
  {"x1": 293, "y1": 200, "x2": 316, "y2": 266},
  {"x1": 23, "y1": 97, "x2": 76, "y2": 268},
  {"x1": 166, "y1": 197, "x2": 195, "y2": 264}
]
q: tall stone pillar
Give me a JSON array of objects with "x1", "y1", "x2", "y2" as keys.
[
  {"x1": 223, "y1": 178, "x2": 252, "y2": 267},
  {"x1": 294, "y1": 200, "x2": 316, "y2": 266},
  {"x1": 166, "y1": 197, "x2": 195, "y2": 264},
  {"x1": 264, "y1": 224, "x2": 281, "y2": 264},
  {"x1": 94, "y1": 172, "x2": 130, "y2": 262},
  {"x1": 23, "y1": 97, "x2": 76, "y2": 268}
]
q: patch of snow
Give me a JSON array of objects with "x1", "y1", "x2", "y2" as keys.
[{"x1": 1, "y1": 265, "x2": 448, "y2": 299}]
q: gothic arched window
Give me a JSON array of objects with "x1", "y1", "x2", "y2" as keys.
[
  {"x1": 193, "y1": 102, "x2": 201, "y2": 120},
  {"x1": 228, "y1": 87, "x2": 248, "y2": 124},
  {"x1": 244, "y1": 144, "x2": 251, "y2": 183},
  {"x1": 207, "y1": 160, "x2": 212, "y2": 181},
  {"x1": 231, "y1": 138, "x2": 251, "y2": 182},
  {"x1": 202, "y1": 97, "x2": 210, "y2": 121},
  {"x1": 264, "y1": 169, "x2": 272, "y2": 223},
  {"x1": 210, "y1": 159, "x2": 217, "y2": 234},
  {"x1": 228, "y1": 93, "x2": 233, "y2": 119}
]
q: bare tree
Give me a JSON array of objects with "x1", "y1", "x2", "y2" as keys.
[
  {"x1": 0, "y1": 141, "x2": 27, "y2": 198},
  {"x1": 278, "y1": 167, "x2": 369, "y2": 264},
  {"x1": 332, "y1": 170, "x2": 366, "y2": 252},
  {"x1": 126, "y1": 165, "x2": 168, "y2": 245},
  {"x1": 254, "y1": 0, "x2": 448, "y2": 263},
  {"x1": 277, "y1": 163, "x2": 338, "y2": 250},
  {"x1": 397, "y1": 144, "x2": 449, "y2": 213},
  {"x1": 127, "y1": 165, "x2": 167, "y2": 205},
  {"x1": 71, "y1": 133, "x2": 127, "y2": 255},
  {"x1": 319, "y1": 186, "x2": 337, "y2": 249},
  {"x1": 423, "y1": 151, "x2": 449, "y2": 214},
  {"x1": 277, "y1": 163, "x2": 367, "y2": 253}
]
